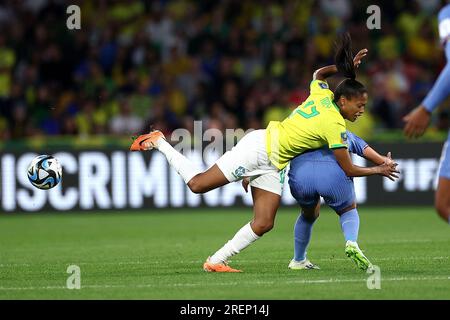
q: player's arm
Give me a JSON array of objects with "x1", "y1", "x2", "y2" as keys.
[
  {"x1": 326, "y1": 123, "x2": 398, "y2": 180},
  {"x1": 363, "y1": 148, "x2": 396, "y2": 166},
  {"x1": 403, "y1": 40, "x2": 450, "y2": 138},
  {"x1": 347, "y1": 131, "x2": 395, "y2": 166},
  {"x1": 332, "y1": 148, "x2": 399, "y2": 181},
  {"x1": 313, "y1": 48, "x2": 368, "y2": 81}
]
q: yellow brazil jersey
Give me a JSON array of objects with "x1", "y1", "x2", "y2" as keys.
[{"x1": 266, "y1": 80, "x2": 348, "y2": 170}]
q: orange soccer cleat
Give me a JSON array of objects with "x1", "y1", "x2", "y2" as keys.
[
  {"x1": 129, "y1": 130, "x2": 165, "y2": 151},
  {"x1": 203, "y1": 257, "x2": 242, "y2": 273}
]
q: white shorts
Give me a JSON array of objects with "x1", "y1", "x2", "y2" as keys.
[{"x1": 216, "y1": 129, "x2": 285, "y2": 195}]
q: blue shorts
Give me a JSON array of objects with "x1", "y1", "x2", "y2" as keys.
[
  {"x1": 288, "y1": 149, "x2": 355, "y2": 213},
  {"x1": 437, "y1": 131, "x2": 450, "y2": 179}
]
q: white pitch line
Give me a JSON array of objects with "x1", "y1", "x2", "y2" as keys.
[
  {"x1": 0, "y1": 263, "x2": 31, "y2": 267},
  {"x1": 1, "y1": 256, "x2": 449, "y2": 267},
  {"x1": 0, "y1": 276, "x2": 449, "y2": 291},
  {"x1": 311, "y1": 256, "x2": 450, "y2": 262}
]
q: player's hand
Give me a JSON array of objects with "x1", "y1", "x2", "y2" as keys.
[
  {"x1": 353, "y1": 48, "x2": 368, "y2": 68},
  {"x1": 403, "y1": 105, "x2": 431, "y2": 139},
  {"x1": 377, "y1": 161, "x2": 400, "y2": 181},
  {"x1": 384, "y1": 151, "x2": 397, "y2": 167},
  {"x1": 242, "y1": 177, "x2": 250, "y2": 193}
]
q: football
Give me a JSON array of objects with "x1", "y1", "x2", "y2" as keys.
[{"x1": 27, "y1": 155, "x2": 62, "y2": 190}]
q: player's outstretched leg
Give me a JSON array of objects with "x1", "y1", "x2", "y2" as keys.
[
  {"x1": 130, "y1": 130, "x2": 229, "y2": 193},
  {"x1": 130, "y1": 130, "x2": 166, "y2": 151},
  {"x1": 339, "y1": 206, "x2": 372, "y2": 271},
  {"x1": 203, "y1": 186, "x2": 280, "y2": 272}
]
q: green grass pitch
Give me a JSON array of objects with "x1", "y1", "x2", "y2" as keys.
[{"x1": 0, "y1": 207, "x2": 449, "y2": 299}]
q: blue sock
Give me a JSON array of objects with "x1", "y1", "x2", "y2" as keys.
[
  {"x1": 294, "y1": 214, "x2": 316, "y2": 261},
  {"x1": 339, "y1": 208, "x2": 360, "y2": 242}
]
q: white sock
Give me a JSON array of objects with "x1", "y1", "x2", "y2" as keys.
[
  {"x1": 209, "y1": 222, "x2": 260, "y2": 264},
  {"x1": 157, "y1": 139, "x2": 201, "y2": 184}
]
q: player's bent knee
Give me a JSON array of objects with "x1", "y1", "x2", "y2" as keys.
[
  {"x1": 251, "y1": 220, "x2": 274, "y2": 235},
  {"x1": 187, "y1": 176, "x2": 207, "y2": 194},
  {"x1": 301, "y1": 210, "x2": 319, "y2": 222},
  {"x1": 305, "y1": 214, "x2": 319, "y2": 223}
]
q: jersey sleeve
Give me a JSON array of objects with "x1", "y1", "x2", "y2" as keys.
[
  {"x1": 346, "y1": 131, "x2": 369, "y2": 157},
  {"x1": 323, "y1": 119, "x2": 348, "y2": 150},
  {"x1": 424, "y1": 5, "x2": 450, "y2": 112},
  {"x1": 310, "y1": 80, "x2": 334, "y2": 98},
  {"x1": 421, "y1": 60, "x2": 450, "y2": 112},
  {"x1": 438, "y1": 4, "x2": 450, "y2": 44}
]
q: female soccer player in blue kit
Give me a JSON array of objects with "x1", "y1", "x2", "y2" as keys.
[
  {"x1": 287, "y1": 131, "x2": 396, "y2": 271},
  {"x1": 403, "y1": 4, "x2": 450, "y2": 224}
]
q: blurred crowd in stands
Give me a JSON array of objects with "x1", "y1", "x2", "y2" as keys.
[{"x1": 0, "y1": 0, "x2": 449, "y2": 142}]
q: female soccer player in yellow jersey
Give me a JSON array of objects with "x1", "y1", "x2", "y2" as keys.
[{"x1": 130, "y1": 33, "x2": 400, "y2": 272}]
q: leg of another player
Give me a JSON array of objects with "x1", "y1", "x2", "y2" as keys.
[
  {"x1": 338, "y1": 203, "x2": 372, "y2": 271},
  {"x1": 206, "y1": 187, "x2": 280, "y2": 269},
  {"x1": 293, "y1": 203, "x2": 320, "y2": 262},
  {"x1": 338, "y1": 203, "x2": 359, "y2": 242},
  {"x1": 287, "y1": 203, "x2": 321, "y2": 270},
  {"x1": 435, "y1": 177, "x2": 450, "y2": 224}
]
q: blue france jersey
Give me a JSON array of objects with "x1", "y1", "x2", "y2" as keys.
[
  {"x1": 288, "y1": 131, "x2": 368, "y2": 212},
  {"x1": 347, "y1": 131, "x2": 368, "y2": 156},
  {"x1": 288, "y1": 130, "x2": 368, "y2": 162}
]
